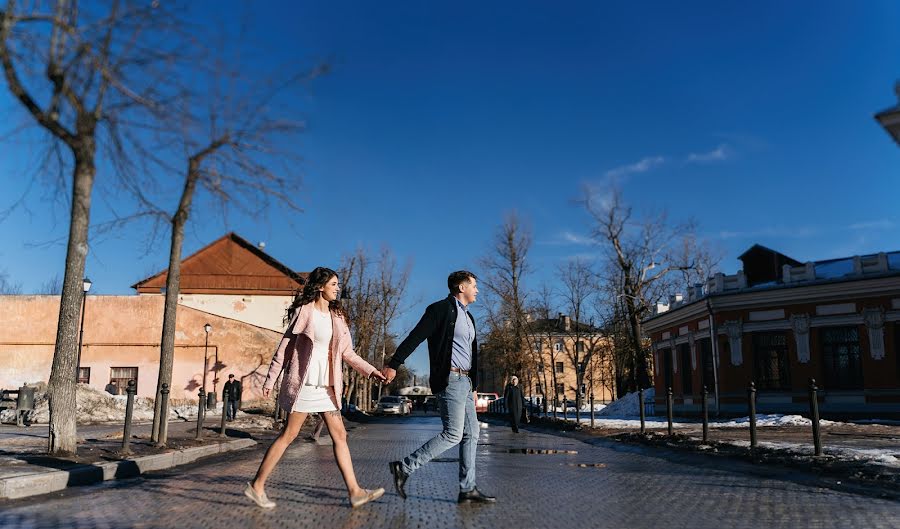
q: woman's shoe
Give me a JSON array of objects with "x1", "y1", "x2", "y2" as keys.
[
  {"x1": 244, "y1": 482, "x2": 276, "y2": 508},
  {"x1": 350, "y1": 487, "x2": 385, "y2": 508}
]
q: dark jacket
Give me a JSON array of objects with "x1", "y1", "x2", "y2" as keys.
[
  {"x1": 389, "y1": 296, "x2": 478, "y2": 394},
  {"x1": 223, "y1": 380, "x2": 242, "y2": 401},
  {"x1": 504, "y1": 384, "x2": 525, "y2": 415}
]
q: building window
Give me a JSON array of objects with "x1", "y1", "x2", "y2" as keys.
[
  {"x1": 109, "y1": 367, "x2": 138, "y2": 395},
  {"x1": 820, "y1": 326, "x2": 863, "y2": 390},
  {"x1": 555, "y1": 362, "x2": 564, "y2": 374},
  {"x1": 77, "y1": 367, "x2": 91, "y2": 384},
  {"x1": 555, "y1": 383, "x2": 565, "y2": 396},
  {"x1": 554, "y1": 341, "x2": 564, "y2": 352},
  {"x1": 752, "y1": 333, "x2": 791, "y2": 390},
  {"x1": 533, "y1": 339, "x2": 543, "y2": 351},
  {"x1": 660, "y1": 348, "x2": 673, "y2": 390},
  {"x1": 576, "y1": 341, "x2": 585, "y2": 353},
  {"x1": 678, "y1": 343, "x2": 692, "y2": 395},
  {"x1": 700, "y1": 338, "x2": 715, "y2": 393},
  {"x1": 536, "y1": 383, "x2": 543, "y2": 394}
]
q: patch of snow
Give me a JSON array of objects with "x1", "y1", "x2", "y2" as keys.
[{"x1": 596, "y1": 388, "x2": 655, "y2": 417}]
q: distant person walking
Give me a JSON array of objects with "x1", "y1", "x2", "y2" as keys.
[
  {"x1": 245, "y1": 267, "x2": 387, "y2": 509},
  {"x1": 503, "y1": 376, "x2": 527, "y2": 433},
  {"x1": 382, "y1": 270, "x2": 496, "y2": 504},
  {"x1": 223, "y1": 374, "x2": 241, "y2": 421}
]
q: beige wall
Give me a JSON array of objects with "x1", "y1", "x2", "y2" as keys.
[
  {"x1": 144, "y1": 292, "x2": 293, "y2": 333},
  {"x1": 0, "y1": 295, "x2": 280, "y2": 400}
]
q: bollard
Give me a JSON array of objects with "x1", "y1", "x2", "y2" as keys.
[
  {"x1": 563, "y1": 398, "x2": 568, "y2": 422},
  {"x1": 121, "y1": 380, "x2": 137, "y2": 454},
  {"x1": 195, "y1": 388, "x2": 206, "y2": 439},
  {"x1": 158, "y1": 383, "x2": 170, "y2": 446},
  {"x1": 666, "y1": 387, "x2": 674, "y2": 436},
  {"x1": 809, "y1": 378, "x2": 822, "y2": 456},
  {"x1": 638, "y1": 387, "x2": 646, "y2": 434},
  {"x1": 590, "y1": 391, "x2": 595, "y2": 429},
  {"x1": 219, "y1": 387, "x2": 229, "y2": 437},
  {"x1": 748, "y1": 381, "x2": 757, "y2": 449},
  {"x1": 701, "y1": 386, "x2": 709, "y2": 444}
]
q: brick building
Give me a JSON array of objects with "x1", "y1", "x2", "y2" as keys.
[{"x1": 643, "y1": 244, "x2": 900, "y2": 417}]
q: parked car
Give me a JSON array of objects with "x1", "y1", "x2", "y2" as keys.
[
  {"x1": 375, "y1": 396, "x2": 408, "y2": 416},
  {"x1": 398, "y1": 396, "x2": 413, "y2": 415},
  {"x1": 475, "y1": 392, "x2": 499, "y2": 413}
]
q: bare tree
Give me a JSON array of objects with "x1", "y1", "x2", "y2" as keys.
[
  {"x1": 339, "y1": 248, "x2": 381, "y2": 411},
  {"x1": 147, "y1": 56, "x2": 324, "y2": 444},
  {"x1": 478, "y1": 213, "x2": 538, "y2": 392},
  {"x1": 556, "y1": 258, "x2": 598, "y2": 414},
  {"x1": 0, "y1": 0, "x2": 186, "y2": 454},
  {"x1": 373, "y1": 247, "x2": 411, "y2": 401},
  {"x1": 583, "y1": 185, "x2": 708, "y2": 395},
  {"x1": 38, "y1": 274, "x2": 63, "y2": 295},
  {"x1": 0, "y1": 269, "x2": 22, "y2": 294}
]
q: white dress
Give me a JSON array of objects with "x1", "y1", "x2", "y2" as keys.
[{"x1": 291, "y1": 308, "x2": 338, "y2": 413}]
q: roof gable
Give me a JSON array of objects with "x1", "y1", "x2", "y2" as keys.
[{"x1": 132, "y1": 233, "x2": 306, "y2": 295}]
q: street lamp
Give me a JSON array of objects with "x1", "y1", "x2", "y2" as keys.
[
  {"x1": 203, "y1": 323, "x2": 212, "y2": 408},
  {"x1": 875, "y1": 81, "x2": 900, "y2": 147},
  {"x1": 76, "y1": 277, "x2": 92, "y2": 383}
]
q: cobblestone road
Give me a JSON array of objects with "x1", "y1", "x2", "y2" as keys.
[{"x1": 1, "y1": 417, "x2": 898, "y2": 529}]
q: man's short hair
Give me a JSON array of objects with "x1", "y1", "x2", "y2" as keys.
[
  {"x1": 447, "y1": 270, "x2": 477, "y2": 293},
  {"x1": 228, "y1": 374, "x2": 235, "y2": 379}
]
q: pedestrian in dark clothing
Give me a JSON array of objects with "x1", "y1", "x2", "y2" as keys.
[
  {"x1": 224, "y1": 374, "x2": 242, "y2": 421},
  {"x1": 504, "y1": 376, "x2": 526, "y2": 433}
]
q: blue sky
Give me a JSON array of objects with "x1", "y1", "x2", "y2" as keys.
[{"x1": 2, "y1": 1, "x2": 900, "y2": 374}]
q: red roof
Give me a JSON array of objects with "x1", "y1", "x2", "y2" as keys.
[{"x1": 132, "y1": 233, "x2": 306, "y2": 295}]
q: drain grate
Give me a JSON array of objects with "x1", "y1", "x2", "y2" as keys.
[{"x1": 506, "y1": 448, "x2": 578, "y2": 455}]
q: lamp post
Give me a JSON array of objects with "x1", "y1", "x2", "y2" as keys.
[
  {"x1": 875, "y1": 82, "x2": 900, "y2": 147},
  {"x1": 76, "y1": 277, "x2": 92, "y2": 382},
  {"x1": 203, "y1": 323, "x2": 212, "y2": 409}
]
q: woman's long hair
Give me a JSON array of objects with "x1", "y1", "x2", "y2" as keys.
[{"x1": 284, "y1": 266, "x2": 346, "y2": 325}]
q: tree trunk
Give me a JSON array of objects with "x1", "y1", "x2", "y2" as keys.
[
  {"x1": 151, "y1": 166, "x2": 200, "y2": 444},
  {"x1": 47, "y1": 154, "x2": 95, "y2": 455}
]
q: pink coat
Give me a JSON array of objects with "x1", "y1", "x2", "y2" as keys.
[{"x1": 263, "y1": 302, "x2": 377, "y2": 412}]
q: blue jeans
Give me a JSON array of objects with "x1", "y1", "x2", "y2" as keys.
[
  {"x1": 227, "y1": 400, "x2": 239, "y2": 420},
  {"x1": 399, "y1": 372, "x2": 479, "y2": 492}
]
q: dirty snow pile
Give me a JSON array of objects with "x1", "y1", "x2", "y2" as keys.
[
  {"x1": 710, "y1": 414, "x2": 836, "y2": 428},
  {"x1": 596, "y1": 388, "x2": 655, "y2": 417}
]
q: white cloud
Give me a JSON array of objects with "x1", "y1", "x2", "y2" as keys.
[
  {"x1": 541, "y1": 231, "x2": 594, "y2": 246},
  {"x1": 848, "y1": 220, "x2": 895, "y2": 231},
  {"x1": 604, "y1": 156, "x2": 666, "y2": 179},
  {"x1": 686, "y1": 144, "x2": 731, "y2": 163}
]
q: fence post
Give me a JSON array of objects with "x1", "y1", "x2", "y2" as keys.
[
  {"x1": 562, "y1": 398, "x2": 568, "y2": 422},
  {"x1": 809, "y1": 378, "x2": 822, "y2": 456},
  {"x1": 748, "y1": 381, "x2": 757, "y2": 449},
  {"x1": 121, "y1": 380, "x2": 137, "y2": 454},
  {"x1": 219, "y1": 387, "x2": 229, "y2": 437},
  {"x1": 701, "y1": 385, "x2": 709, "y2": 444},
  {"x1": 158, "y1": 383, "x2": 170, "y2": 447},
  {"x1": 195, "y1": 388, "x2": 206, "y2": 440},
  {"x1": 666, "y1": 386, "x2": 674, "y2": 436},
  {"x1": 638, "y1": 387, "x2": 646, "y2": 435}
]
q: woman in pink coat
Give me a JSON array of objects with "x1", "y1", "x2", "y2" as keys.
[{"x1": 245, "y1": 267, "x2": 387, "y2": 509}]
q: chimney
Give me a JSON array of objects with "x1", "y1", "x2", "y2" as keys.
[{"x1": 558, "y1": 313, "x2": 572, "y2": 332}]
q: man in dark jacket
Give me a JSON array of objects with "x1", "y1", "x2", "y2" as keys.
[
  {"x1": 504, "y1": 376, "x2": 527, "y2": 433},
  {"x1": 223, "y1": 374, "x2": 242, "y2": 421},
  {"x1": 382, "y1": 271, "x2": 496, "y2": 504}
]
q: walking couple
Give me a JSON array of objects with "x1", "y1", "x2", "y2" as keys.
[{"x1": 244, "y1": 268, "x2": 495, "y2": 509}]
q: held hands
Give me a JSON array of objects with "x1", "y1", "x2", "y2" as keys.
[
  {"x1": 370, "y1": 369, "x2": 388, "y2": 383},
  {"x1": 381, "y1": 366, "x2": 397, "y2": 384}
]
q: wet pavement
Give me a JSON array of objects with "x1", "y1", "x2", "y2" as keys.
[{"x1": 1, "y1": 416, "x2": 898, "y2": 529}]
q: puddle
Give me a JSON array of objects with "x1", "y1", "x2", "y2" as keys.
[{"x1": 506, "y1": 449, "x2": 578, "y2": 455}]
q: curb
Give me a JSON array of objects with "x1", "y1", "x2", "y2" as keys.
[{"x1": 0, "y1": 438, "x2": 257, "y2": 500}]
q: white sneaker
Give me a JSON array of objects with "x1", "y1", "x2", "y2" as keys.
[{"x1": 244, "y1": 482, "x2": 276, "y2": 509}]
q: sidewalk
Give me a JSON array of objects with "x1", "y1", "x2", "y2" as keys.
[
  {"x1": 507, "y1": 411, "x2": 900, "y2": 497},
  {"x1": 0, "y1": 415, "x2": 269, "y2": 500}
]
